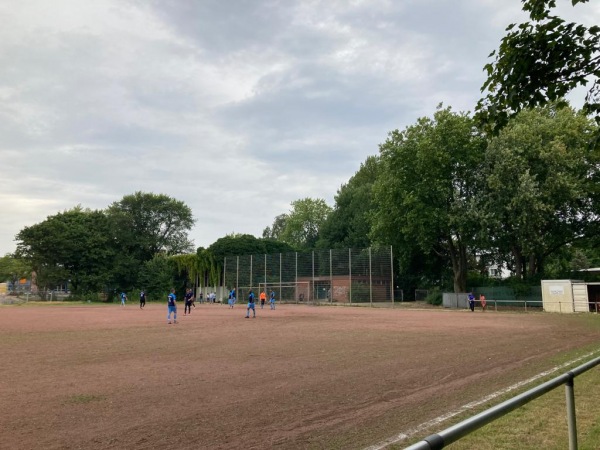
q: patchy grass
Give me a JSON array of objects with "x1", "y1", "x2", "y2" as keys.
[
  {"x1": 398, "y1": 352, "x2": 600, "y2": 450},
  {"x1": 67, "y1": 394, "x2": 106, "y2": 404}
]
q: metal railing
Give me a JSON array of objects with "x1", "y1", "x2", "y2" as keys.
[{"x1": 405, "y1": 356, "x2": 600, "y2": 450}]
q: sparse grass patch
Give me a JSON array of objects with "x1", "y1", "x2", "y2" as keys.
[
  {"x1": 442, "y1": 368, "x2": 600, "y2": 449},
  {"x1": 67, "y1": 394, "x2": 105, "y2": 404}
]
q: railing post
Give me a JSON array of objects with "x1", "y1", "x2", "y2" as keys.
[{"x1": 565, "y1": 375, "x2": 578, "y2": 450}]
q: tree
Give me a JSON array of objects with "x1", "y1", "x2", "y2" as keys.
[
  {"x1": 107, "y1": 192, "x2": 194, "y2": 289},
  {"x1": 107, "y1": 192, "x2": 194, "y2": 257},
  {"x1": 138, "y1": 254, "x2": 179, "y2": 300},
  {"x1": 209, "y1": 234, "x2": 268, "y2": 265},
  {"x1": 317, "y1": 156, "x2": 379, "y2": 249},
  {"x1": 477, "y1": 0, "x2": 600, "y2": 137},
  {"x1": 280, "y1": 198, "x2": 332, "y2": 250},
  {"x1": 371, "y1": 107, "x2": 487, "y2": 292},
  {"x1": 0, "y1": 254, "x2": 31, "y2": 291},
  {"x1": 15, "y1": 207, "x2": 114, "y2": 294},
  {"x1": 478, "y1": 104, "x2": 599, "y2": 279},
  {"x1": 262, "y1": 214, "x2": 288, "y2": 240}
]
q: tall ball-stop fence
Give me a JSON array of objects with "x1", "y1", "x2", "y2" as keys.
[{"x1": 223, "y1": 247, "x2": 398, "y2": 306}]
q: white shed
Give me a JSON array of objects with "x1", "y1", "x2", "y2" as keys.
[{"x1": 541, "y1": 280, "x2": 600, "y2": 313}]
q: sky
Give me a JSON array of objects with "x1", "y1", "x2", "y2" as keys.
[{"x1": 1, "y1": 0, "x2": 599, "y2": 256}]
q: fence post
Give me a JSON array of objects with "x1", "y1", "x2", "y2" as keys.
[
  {"x1": 369, "y1": 247, "x2": 373, "y2": 307},
  {"x1": 330, "y1": 249, "x2": 333, "y2": 304},
  {"x1": 524, "y1": 300, "x2": 528, "y2": 312},
  {"x1": 223, "y1": 258, "x2": 226, "y2": 298},
  {"x1": 349, "y1": 249, "x2": 352, "y2": 304},
  {"x1": 565, "y1": 376, "x2": 578, "y2": 450},
  {"x1": 311, "y1": 251, "x2": 315, "y2": 303},
  {"x1": 390, "y1": 245, "x2": 395, "y2": 307},
  {"x1": 279, "y1": 253, "x2": 282, "y2": 301}
]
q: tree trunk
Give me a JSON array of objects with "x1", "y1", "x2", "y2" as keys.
[
  {"x1": 528, "y1": 254, "x2": 537, "y2": 277},
  {"x1": 512, "y1": 246, "x2": 523, "y2": 280},
  {"x1": 448, "y1": 238, "x2": 467, "y2": 293}
]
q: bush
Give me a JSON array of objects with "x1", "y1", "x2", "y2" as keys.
[{"x1": 425, "y1": 288, "x2": 442, "y2": 305}]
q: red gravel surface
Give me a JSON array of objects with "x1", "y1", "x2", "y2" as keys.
[{"x1": 1, "y1": 303, "x2": 599, "y2": 449}]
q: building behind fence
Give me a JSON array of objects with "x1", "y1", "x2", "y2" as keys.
[{"x1": 223, "y1": 247, "x2": 396, "y2": 305}]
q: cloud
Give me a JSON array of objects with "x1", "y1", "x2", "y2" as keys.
[{"x1": 1, "y1": 0, "x2": 598, "y2": 254}]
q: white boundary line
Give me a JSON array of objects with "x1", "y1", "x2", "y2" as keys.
[{"x1": 365, "y1": 351, "x2": 600, "y2": 450}]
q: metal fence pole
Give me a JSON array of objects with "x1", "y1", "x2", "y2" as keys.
[
  {"x1": 330, "y1": 249, "x2": 333, "y2": 303},
  {"x1": 311, "y1": 251, "x2": 315, "y2": 303},
  {"x1": 349, "y1": 248, "x2": 352, "y2": 304},
  {"x1": 390, "y1": 245, "x2": 394, "y2": 306},
  {"x1": 264, "y1": 254, "x2": 267, "y2": 294},
  {"x1": 295, "y1": 252, "x2": 298, "y2": 304},
  {"x1": 406, "y1": 356, "x2": 600, "y2": 450},
  {"x1": 279, "y1": 253, "x2": 282, "y2": 301},
  {"x1": 369, "y1": 247, "x2": 372, "y2": 307},
  {"x1": 236, "y1": 256, "x2": 239, "y2": 295},
  {"x1": 565, "y1": 376, "x2": 578, "y2": 450},
  {"x1": 223, "y1": 258, "x2": 226, "y2": 298},
  {"x1": 250, "y1": 255, "x2": 253, "y2": 291}
]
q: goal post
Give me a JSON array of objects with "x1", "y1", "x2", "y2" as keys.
[{"x1": 257, "y1": 281, "x2": 311, "y2": 303}]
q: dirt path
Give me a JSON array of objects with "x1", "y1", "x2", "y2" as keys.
[{"x1": 1, "y1": 304, "x2": 598, "y2": 449}]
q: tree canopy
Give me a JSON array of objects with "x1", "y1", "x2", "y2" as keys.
[
  {"x1": 0, "y1": 254, "x2": 31, "y2": 289},
  {"x1": 317, "y1": 156, "x2": 379, "y2": 250},
  {"x1": 16, "y1": 207, "x2": 114, "y2": 293},
  {"x1": 371, "y1": 106, "x2": 487, "y2": 292},
  {"x1": 279, "y1": 198, "x2": 332, "y2": 250},
  {"x1": 14, "y1": 193, "x2": 195, "y2": 296},
  {"x1": 107, "y1": 191, "x2": 194, "y2": 258},
  {"x1": 477, "y1": 104, "x2": 599, "y2": 277},
  {"x1": 477, "y1": 0, "x2": 600, "y2": 137}
]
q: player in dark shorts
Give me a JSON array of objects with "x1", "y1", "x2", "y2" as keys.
[
  {"x1": 140, "y1": 290, "x2": 146, "y2": 309},
  {"x1": 245, "y1": 290, "x2": 256, "y2": 318},
  {"x1": 184, "y1": 288, "x2": 194, "y2": 315}
]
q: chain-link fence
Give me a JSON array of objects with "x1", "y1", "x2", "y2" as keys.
[{"x1": 224, "y1": 247, "x2": 395, "y2": 306}]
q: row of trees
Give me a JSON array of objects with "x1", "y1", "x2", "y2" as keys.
[
  {"x1": 1, "y1": 193, "x2": 298, "y2": 299},
  {"x1": 4, "y1": 192, "x2": 194, "y2": 298},
  {"x1": 261, "y1": 104, "x2": 599, "y2": 293},
  {"x1": 261, "y1": 0, "x2": 600, "y2": 293},
  {"x1": 2, "y1": 0, "x2": 599, "y2": 298}
]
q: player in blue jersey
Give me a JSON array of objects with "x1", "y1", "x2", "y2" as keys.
[
  {"x1": 139, "y1": 290, "x2": 146, "y2": 309},
  {"x1": 269, "y1": 290, "x2": 276, "y2": 310},
  {"x1": 167, "y1": 288, "x2": 177, "y2": 324},
  {"x1": 245, "y1": 290, "x2": 256, "y2": 318},
  {"x1": 120, "y1": 291, "x2": 127, "y2": 306}
]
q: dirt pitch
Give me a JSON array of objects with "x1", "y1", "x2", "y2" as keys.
[{"x1": 1, "y1": 303, "x2": 599, "y2": 450}]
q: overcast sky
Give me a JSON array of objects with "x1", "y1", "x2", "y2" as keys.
[{"x1": 1, "y1": 0, "x2": 599, "y2": 256}]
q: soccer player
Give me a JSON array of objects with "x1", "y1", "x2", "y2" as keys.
[
  {"x1": 184, "y1": 288, "x2": 193, "y2": 315},
  {"x1": 468, "y1": 293, "x2": 475, "y2": 312},
  {"x1": 480, "y1": 294, "x2": 487, "y2": 311},
  {"x1": 259, "y1": 291, "x2": 266, "y2": 309},
  {"x1": 230, "y1": 288, "x2": 236, "y2": 307},
  {"x1": 167, "y1": 288, "x2": 177, "y2": 324},
  {"x1": 139, "y1": 290, "x2": 146, "y2": 309},
  {"x1": 120, "y1": 291, "x2": 127, "y2": 306},
  {"x1": 245, "y1": 290, "x2": 256, "y2": 318},
  {"x1": 269, "y1": 290, "x2": 276, "y2": 310}
]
